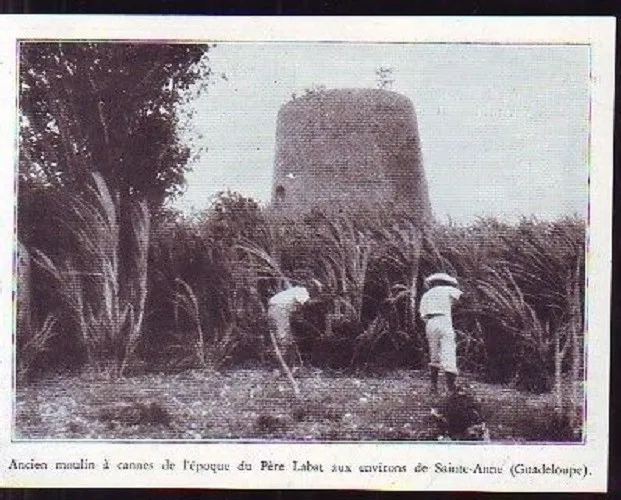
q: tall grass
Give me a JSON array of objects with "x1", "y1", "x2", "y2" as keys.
[
  {"x1": 16, "y1": 313, "x2": 58, "y2": 383},
  {"x1": 477, "y1": 266, "x2": 554, "y2": 392},
  {"x1": 166, "y1": 277, "x2": 239, "y2": 370},
  {"x1": 32, "y1": 173, "x2": 150, "y2": 378},
  {"x1": 314, "y1": 213, "x2": 373, "y2": 324},
  {"x1": 24, "y1": 183, "x2": 585, "y2": 400},
  {"x1": 414, "y1": 217, "x2": 585, "y2": 389},
  {"x1": 15, "y1": 239, "x2": 54, "y2": 383},
  {"x1": 379, "y1": 222, "x2": 424, "y2": 357}
]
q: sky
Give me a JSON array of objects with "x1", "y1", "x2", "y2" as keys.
[{"x1": 173, "y1": 42, "x2": 590, "y2": 224}]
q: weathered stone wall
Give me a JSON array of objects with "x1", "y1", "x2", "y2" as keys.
[{"x1": 271, "y1": 88, "x2": 431, "y2": 221}]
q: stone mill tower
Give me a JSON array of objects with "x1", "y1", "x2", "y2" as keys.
[{"x1": 270, "y1": 88, "x2": 431, "y2": 221}]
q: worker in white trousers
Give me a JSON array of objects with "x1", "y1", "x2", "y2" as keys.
[{"x1": 419, "y1": 273, "x2": 463, "y2": 394}]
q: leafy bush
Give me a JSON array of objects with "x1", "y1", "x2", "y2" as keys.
[{"x1": 144, "y1": 195, "x2": 274, "y2": 371}]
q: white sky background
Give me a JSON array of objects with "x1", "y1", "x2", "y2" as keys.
[{"x1": 173, "y1": 42, "x2": 589, "y2": 224}]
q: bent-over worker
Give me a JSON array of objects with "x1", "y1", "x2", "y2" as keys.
[{"x1": 267, "y1": 279, "x2": 322, "y2": 365}]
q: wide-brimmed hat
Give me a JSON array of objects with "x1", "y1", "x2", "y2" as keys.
[{"x1": 424, "y1": 273, "x2": 458, "y2": 287}]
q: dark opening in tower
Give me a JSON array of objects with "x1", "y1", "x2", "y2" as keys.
[{"x1": 275, "y1": 184, "x2": 286, "y2": 203}]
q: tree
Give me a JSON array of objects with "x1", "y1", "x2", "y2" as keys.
[
  {"x1": 18, "y1": 42, "x2": 217, "y2": 377},
  {"x1": 19, "y1": 42, "x2": 214, "y2": 207},
  {"x1": 208, "y1": 190, "x2": 265, "y2": 246},
  {"x1": 19, "y1": 41, "x2": 218, "y2": 286}
]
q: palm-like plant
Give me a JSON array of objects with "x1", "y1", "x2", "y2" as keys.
[
  {"x1": 314, "y1": 213, "x2": 373, "y2": 324},
  {"x1": 16, "y1": 313, "x2": 58, "y2": 383},
  {"x1": 476, "y1": 265, "x2": 554, "y2": 391},
  {"x1": 502, "y1": 217, "x2": 585, "y2": 322},
  {"x1": 33, "y1": 172, "x2": 150, "y2": 378},
  {"x1": 378, "y1": 221, "x2": 423, "y2": 313},
  {"x1": 167, "y1": 277, "x2": 240, "y2": 371}
]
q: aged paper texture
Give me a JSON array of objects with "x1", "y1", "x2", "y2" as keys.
[{"x1": 0, "y1": 16, "x2": 614, "y2": 492}]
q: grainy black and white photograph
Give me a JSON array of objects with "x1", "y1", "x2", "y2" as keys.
[{"x1": 14, "y1": 38, "x2": 591, "y2": 444}]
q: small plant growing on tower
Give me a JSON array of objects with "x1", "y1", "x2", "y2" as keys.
[{"x1": 375, "y1": 66, "x2": 395, "y2": 90}]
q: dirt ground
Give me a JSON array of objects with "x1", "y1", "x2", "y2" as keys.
[{"x1": 14, "y1": 368, "x2": 583, "y2": 442}]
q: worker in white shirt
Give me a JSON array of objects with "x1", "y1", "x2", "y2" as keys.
[
  {"x1": 418, "y1": 273, "x2": 463, "y2": 394},
  {"x1": 268, "y1": 279, "x2": 322, "y2": 365}
]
